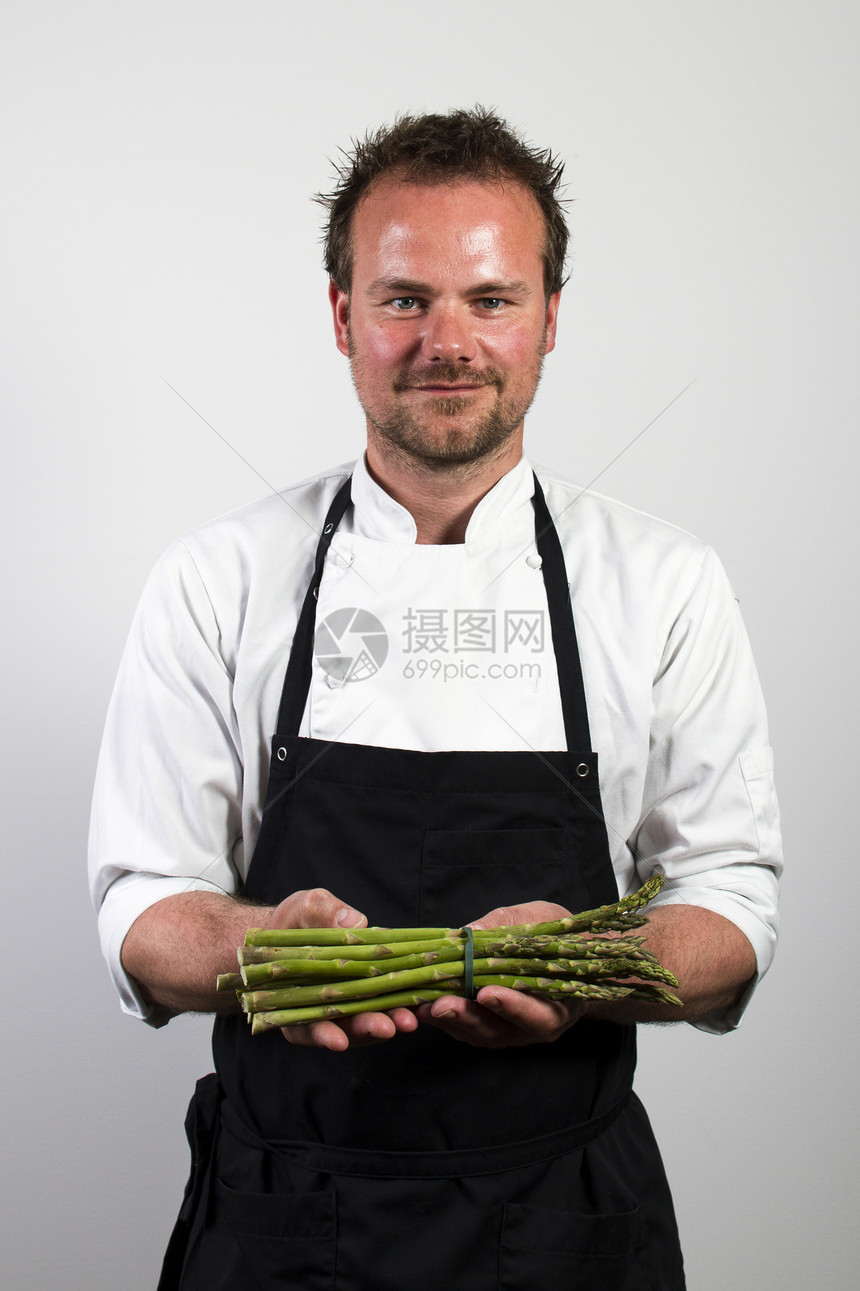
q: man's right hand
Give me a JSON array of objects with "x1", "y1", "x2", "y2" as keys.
[
  {"x1": 272, "y1": 888, "x2": 420, "y2": 1051},
  {"x1": 122, "y1": 886, "x2": 419, "y2": 1043}
]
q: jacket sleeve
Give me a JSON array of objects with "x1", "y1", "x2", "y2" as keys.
[
  {"x1": 631, "y1": 545, "x2": 782, "y2": 1034},
  {"x1": 88, "y1": 539, "x2": 245, "y2": 1026}
]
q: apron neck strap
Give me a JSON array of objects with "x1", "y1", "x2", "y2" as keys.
[
  {"x1": 275, "y1": 477, "x2": 353, "y2": 737},
  {"x1": 530, "y1": 474, "x2": 592, "y2": 750},
  {"x1": 275, "y1": 471, "x2": 592, "y2": 752}
]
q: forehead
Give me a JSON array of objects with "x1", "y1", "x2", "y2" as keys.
[{"x1": 350, "y1": 175, "x2": 545, "y2": 282}]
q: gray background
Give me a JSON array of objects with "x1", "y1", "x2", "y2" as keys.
[{"x1": 3, "y1": 2, "x2": 857, "y2": 1286}]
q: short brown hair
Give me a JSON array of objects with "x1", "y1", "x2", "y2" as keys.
[{"x1": 316, "y1": 106, "x2": 569, "y2": 299}]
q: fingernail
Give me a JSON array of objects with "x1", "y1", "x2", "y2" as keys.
[
  {"x1": 336, "y1": 907, "x2": 362, "y2": 927},
  {"x1": 484, "y1": 996, "x2": 502, "y2": 1011},
  {"x1": 434, "y1": 1007, "x2": 457, "y2": 1020}
]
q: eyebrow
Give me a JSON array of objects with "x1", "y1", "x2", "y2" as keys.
[{"x1": 364, "y1": 277, "x2": 532, "y2": 298}]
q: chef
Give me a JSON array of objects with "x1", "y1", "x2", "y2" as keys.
[{"x1": 90, "y1": 108, "x2": 781, "y2": 1290}]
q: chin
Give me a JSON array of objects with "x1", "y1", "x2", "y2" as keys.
[
  {"x1": 370, "y1": 405, "x2": 523, "y2": 467},
  {"x1": 387, "y1": 428, "x2": 517, "y2": 470}
]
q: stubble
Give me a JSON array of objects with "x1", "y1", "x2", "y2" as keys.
[{"x1": 348, "y1": 337, "x2": 547, "y2": 476}]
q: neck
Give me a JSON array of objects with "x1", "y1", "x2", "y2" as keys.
[{"x1": 364, "y1": 431, "x2": 524, "y2": 544}]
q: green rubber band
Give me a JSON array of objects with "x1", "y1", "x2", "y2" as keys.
[{"x1": 463, "y1": 927, "x2": 476, "y2": 1000}]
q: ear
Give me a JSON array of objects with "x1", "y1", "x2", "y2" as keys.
[
  {"x1": 542, "y1": 290, "x2": 561, "y2": 355},
  {"x1": 329, "y1": 280, "x2": 350, "y2": 356}
]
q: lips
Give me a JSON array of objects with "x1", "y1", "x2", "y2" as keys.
[
  {"x1": 393, "y1": 370, "x2": 501, "y2": 393},
  {"x1": 409, "y1": 383, "x2": 487, "y2": 392}
]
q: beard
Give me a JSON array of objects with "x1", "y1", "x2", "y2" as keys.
[{"x1": 348, "y1": 340, "x2": 547, "y2": 472}]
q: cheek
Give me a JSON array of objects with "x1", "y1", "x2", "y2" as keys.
[
  {"x1": 351, "y1": 327, "x2": 412, "y2": 373},
  {"x1": 490, "y1": 327, "x2": 546, "y2": 372}
]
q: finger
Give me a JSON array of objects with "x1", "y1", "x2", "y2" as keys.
[
  {"x1": 416, "y1": 996, "x2": 528, "y2": 1049},
  {"x1": 346, "y1": 1008, "x2": 420, "y2": 1041},
  {"x1": 283, "y1": 1019, "x2": 351, "y2": 1051},
  {"x1": 385, "y1": 1007, "x2": 421, "y2": 1033},
  {"x1": 283, "y1": 1017, "x2": 390, "y2": 1051},
  {"x1": 468, "y1": 900, "x2": 573, "y2": 932},
  {"x1": 333, "y1": 1007, "x2": 420, "y2": 1044},
  {"x1": 270, "y1": 887, "x2": 367, "y2": 931},
  {"x1": 283, "y1": 1007, "x2": 418, "y2": 1051},
  {"x1": 476, "y1": 986, "x2": 585, "y2": 1037},
  {"x1": 417, "y1": 990, "x2": 583, "y2": 1048}
]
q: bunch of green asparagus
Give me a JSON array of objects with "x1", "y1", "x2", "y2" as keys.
[{"x1": 217, "y1": 873, "x2": 681, "y2": 1035}]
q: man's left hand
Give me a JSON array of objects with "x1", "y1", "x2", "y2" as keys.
[{"x1": 415, "y1": 900, "x2": 586, "y2": 1048}]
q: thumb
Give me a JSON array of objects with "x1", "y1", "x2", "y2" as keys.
[{"x1": 270, "y1": 887, "x2": 367, "y2": 930}]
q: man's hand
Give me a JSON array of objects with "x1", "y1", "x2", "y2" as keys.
[
  {"x1": 275, "y1": 888, "x2": 420, "y2": 1053},
  {"x1": 414, "y1": 900, "x2": 758, "y2": 1040},
  {"x1": 415, "y1": 900, "x2": 587, "y2": 1049},
  {"x1": 121, "y1": 885, "x2": 419, "y2": 1043}
]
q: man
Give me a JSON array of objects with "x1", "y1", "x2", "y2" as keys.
[{"x1": 90, "y1": 108, "x2": 781, "y2": 1289}]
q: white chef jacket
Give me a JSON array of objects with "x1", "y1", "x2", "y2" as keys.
[{"x1": 88, "y1": 454, "x2": 782, "y2": 1035}]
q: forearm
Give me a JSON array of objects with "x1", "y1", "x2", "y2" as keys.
[
  {"x1": 418, "y1": 897, "x2": 757, "y2": 1046},
  {"x1": 121, "y1": 891, "x2": 274, "y2": 1016},
  {"x1": 120, "y1": 886, "x2": 372, "y2": 1019},
  {"x1": 587, "y1": 904, "x2": 757, "y2": 1025}
]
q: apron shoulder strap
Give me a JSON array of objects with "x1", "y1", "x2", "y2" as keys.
[
  {"x1": 275, "y1": 477, "x2": 352, "y2": 739},
  {"x1": 531, "y1": 473, "x2": 593, "y2": 751}
]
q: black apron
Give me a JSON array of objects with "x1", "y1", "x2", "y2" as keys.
[{"x1": 161, "y1": 474, "x2": 684, "y2": 1290}]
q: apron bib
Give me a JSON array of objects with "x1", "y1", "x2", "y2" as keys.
[{"x1": 161, "y1": 474, "x2": 684, "y2": 1290}]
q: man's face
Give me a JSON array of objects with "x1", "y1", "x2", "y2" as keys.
[{"x1": 330, "y1": 175, "x2": 560, "y2": 471}]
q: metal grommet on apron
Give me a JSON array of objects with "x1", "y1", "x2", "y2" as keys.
[{"x1": 162, "y1": 474, "x2": 685, "y2": 1290}]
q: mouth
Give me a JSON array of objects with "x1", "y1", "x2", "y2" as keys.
[
  {"x1": 393, "y1": 367, "x2": 501, "y2": 397},
  {"x1": 408, "y1": 383, "x2": 488, "y2": 394}
]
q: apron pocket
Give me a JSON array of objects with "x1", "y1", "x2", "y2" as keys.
[
  {"x1": 420, "y1": 828, "x2": 573, "y2": 926},
  {"x1": 214, "y1": 1179, "x2": 336, "y2": 1289},
  {"x1": 499, "y1": 1200, "x2": 643, "y2": 1291}
]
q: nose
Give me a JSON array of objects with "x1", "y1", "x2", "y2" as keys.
[{"x1": 421, "y1": 303, "x2": 477, "y2": 363}]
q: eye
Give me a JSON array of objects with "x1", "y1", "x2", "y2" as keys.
[
  {"x1": 391, "y1": 297, "x2": 418, "y2": 310},
  {"x1": 479, "y1": 298, "x2": 504, "y2": 310}
]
